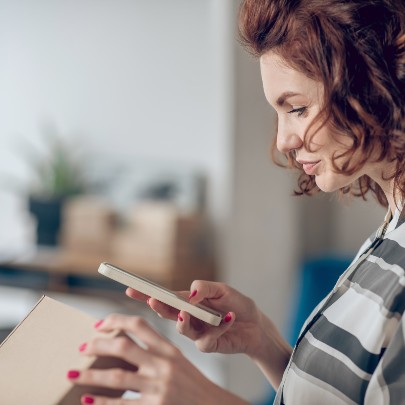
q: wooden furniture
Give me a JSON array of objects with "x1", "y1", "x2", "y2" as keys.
[
  {"x1": 0, "y1": 199, "x2": 217, "y2": 295},
  {"x1": 0, "y1": 244, "x2": 216, "y2": 293}
]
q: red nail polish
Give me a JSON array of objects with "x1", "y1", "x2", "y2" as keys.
[
  {"x1": 224, "y1": 312, "x2": 232, "y2": 323},
  {"x1": 79, "y1": 343, "x2": 87, "y2": 352},
  {"x1": 188, "y1": 290, "x2": 197, "y2": 299},
  {"x1": 67, "y1": 370, "x2": 80, "y2": 379},
  {"x1": 82, "y1": 396, "x2": 95, "y2": 404},
  {"x1": 94, "y1": 320, "x2": 103, "y2": 329},
  {"x1": 178, "y1": 313, "x2": 184, "y2": 322},
  {"x1": 147, "y1": 298, "x2": 150, "y2": 305}
]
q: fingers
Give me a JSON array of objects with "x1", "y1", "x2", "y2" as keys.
[
  {"x1": 176, "y1": 310, "x2": 235, "y2": 352},
  {"x1": 125, "y1": 288, "x2": 179, "y2": 321},
  {"x1": 126, "y1": 287, "x2": 189, "y2": 303},
  {"x1": 175, "y1": 311, "x2": 206, "y2": 341},
  {"x1": 83, "y1": 334, "x2": 149, "y2": 366},
  {"x1": 97, "y1": 314, "x2": 177, "y2": 357},
  {"x1": 126, "y1": 281, "x2": 227, "y2": 312},
  {"x1": 125, "y1": 287, "x2": 149, "y2": 302},
  {"x1": 194, "y1": 312, "x2": 236, "y2": 353},
  {"x1": 80, "y1": 395, "x2": 136, "y2": 405},
  {"x1": 148, "y1": 298, "x2": 179, "y2": 321},
  {"x1": 126, "y1": 287, "x2": 191, "y2": 323},
  {"x1": 70, "y1": 317, "x2": 179, "y2": 402},
  {"x1": 68, "y1": 367, "x2": 144, "y2": 392}
]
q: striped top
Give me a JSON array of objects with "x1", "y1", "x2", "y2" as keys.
[{"x1": 274, "y1": 208, "x2": 405, "y2": 404}]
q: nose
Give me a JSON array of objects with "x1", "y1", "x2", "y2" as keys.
[{"x1": 276, "y1": 119, "x2": 303, "y2": 154}]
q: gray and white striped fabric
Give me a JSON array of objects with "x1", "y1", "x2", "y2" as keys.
[{"x1": 275, "y1": 208, "x2": 405, "y2": 404}]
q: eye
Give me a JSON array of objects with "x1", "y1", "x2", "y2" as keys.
[{"x1": 287, "y1": 106, "x2": 307, "y2": 117}]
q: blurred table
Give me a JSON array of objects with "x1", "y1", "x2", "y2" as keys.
[{"x1": 0, "y1": 246, "x2": 216, "y2": 295}]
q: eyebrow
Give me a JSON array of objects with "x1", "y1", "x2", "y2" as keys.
[{"x1": 276, "y1": 91, "x2": 301, "y2": 107}]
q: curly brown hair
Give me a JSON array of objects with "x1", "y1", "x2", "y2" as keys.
[{"x1": 238, "y1": 0, "x2": 405, "y2": 207}]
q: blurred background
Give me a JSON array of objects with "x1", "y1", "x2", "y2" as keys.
[{"x1": 0, "y1": 0, "x2": 385, "y2": 403}]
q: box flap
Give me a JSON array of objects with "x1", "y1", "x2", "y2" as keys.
[{"x1": 0, "y1": 296, "x2": 132, "y2": 404}]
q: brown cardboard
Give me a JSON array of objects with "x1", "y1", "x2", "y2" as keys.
[
  {"x1": 0, "y1": 296, "x2": 135, "y2": 404},
  {"x1": 60, "y1": 196, "x2": 115, "y2": 254}
]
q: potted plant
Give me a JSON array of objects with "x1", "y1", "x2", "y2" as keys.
[{"x1": 7, "y1": 127, "x2": 88, "y2": 246}]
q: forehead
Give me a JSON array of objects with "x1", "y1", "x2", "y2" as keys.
[{"x1": 259, "y1": 51, "x2": 321, "y2": 105}]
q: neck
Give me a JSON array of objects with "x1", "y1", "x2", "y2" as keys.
[
  {"x1": 369, "y1": 161, "x2": 400, "y2": 215},
  {"x1": 381, "y1": 180, "x2": 400, "y2": 216}
]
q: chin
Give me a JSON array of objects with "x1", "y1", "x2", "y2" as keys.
[{"x1": 314, "y1": 174, "x2": 348, "y2": 193}]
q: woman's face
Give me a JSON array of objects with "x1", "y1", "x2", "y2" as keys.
[{"x1": 259, "y1": 51, "x2": 387, "y2": 193}]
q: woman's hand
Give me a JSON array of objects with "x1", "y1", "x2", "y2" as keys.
[
  {"x1": 126, "y1": 281, "x2": 293, "y2": 389},
  {"x1": 126, "y1": 281, "x2": 266, "y2": 357},
  {"x1": 67, "y1": 314, "x2": 248, "y2": 405}
]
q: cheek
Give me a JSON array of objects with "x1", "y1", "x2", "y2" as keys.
[
  {"x1": 308, "y1": 126, "x2": 331, "y2": 149},
  {"x1": 319, "y1": 126, "x2": 353, "y2": 154}
]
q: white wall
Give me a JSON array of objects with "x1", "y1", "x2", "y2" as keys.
[{"x1": 0, "y1": 0, "x2": 233, "y2": 253}]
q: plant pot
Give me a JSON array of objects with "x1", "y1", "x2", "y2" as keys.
[{"x1": 28, "y1": 196, "x2": 63, "y2": 246}]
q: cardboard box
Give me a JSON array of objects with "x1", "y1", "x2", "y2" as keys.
[
  {"x1": 0, "y1": 296, "x2": 135, "y2": 404},
  {"x1": 60, "y1": 196, "x2": 115, "y2": 255}
]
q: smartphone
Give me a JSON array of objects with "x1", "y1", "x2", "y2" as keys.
[{"x1": 98, "y1": 262, "x2": 223, "y2": 326}]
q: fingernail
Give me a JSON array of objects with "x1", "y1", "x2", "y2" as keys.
[
  {"x1": 79, "y1": 343, "x2": 87, "y2": 352},
  {"x1": 224, "y1": 312, "x2": 232, "y2": 323},
  {"x1": 188, "y1": 290, "x2": 197, "y2": 299},
  {"x1": 67, "y1": 370, "x2": 80, "y2": 379},
  {"x1": 94, "y1": 319, "x2": 103, "y2": 329},
  {"x1": 147, "y1": 298, "x2": 150, "y2": 306},
  {"x1": 82, "y1": 396, "x2": 95, "y2": 404},
  {"x1": 178, "y1": 313, "x2": 184, "y2": 322}
]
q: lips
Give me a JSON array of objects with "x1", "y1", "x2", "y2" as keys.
[{"x1": 297, "y1": 160, "x2": 321, "y2": 175}]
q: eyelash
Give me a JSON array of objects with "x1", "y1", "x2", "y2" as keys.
[{"x1": 287, "y1": 107, "x2": 307, "y2": 117}]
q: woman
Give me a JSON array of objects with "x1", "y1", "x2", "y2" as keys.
[{"x1": 67, "y1": 0, "x2": 405, "y2": 403}]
